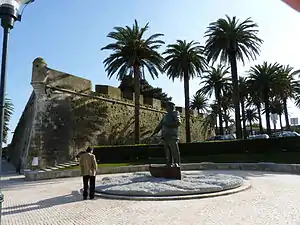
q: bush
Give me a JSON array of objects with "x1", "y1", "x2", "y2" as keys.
[{"x1": 92, "y1": 136, "x2": 300, "y2": 164}]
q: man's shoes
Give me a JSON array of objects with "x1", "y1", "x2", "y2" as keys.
[{"x1": 170, "y1": 163, "x2": 180, "y2": 168}]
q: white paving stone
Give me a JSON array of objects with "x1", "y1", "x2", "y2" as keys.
[{"x1": 1, "y1": 170, "x2": 300, "y2": 225}]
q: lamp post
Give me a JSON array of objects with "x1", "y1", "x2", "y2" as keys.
[{"x1": 0, "y1": 0, "x2": 34, "y2": 223}]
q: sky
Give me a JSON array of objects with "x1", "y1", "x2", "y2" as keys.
[{"x1": 3, "y1": 0, "x2": 300, "y2": 144}]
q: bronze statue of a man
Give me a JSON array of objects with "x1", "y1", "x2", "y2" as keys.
[{"x1": 151, "y1": 102, "x2": 181, "y2": 167}]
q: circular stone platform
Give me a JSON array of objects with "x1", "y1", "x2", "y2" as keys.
[{"x1": 95, "y1": 171, "x2": 251, "y2": 200}]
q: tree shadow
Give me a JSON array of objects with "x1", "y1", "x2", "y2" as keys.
[
  {"x1": 2, "y1": 191, "x2": 82, "y2": 216},
  {"x1": 70, "y1": 95, "x2": 107, "y2": 150},
  {"x1": 96, "y1": 115, "x2": 158, "y2": 145},
  {"x1": 41, "y1": 92, "x2": 107, "y2": 166},
  {"x1": 0, "y1": 175, "x2": 72, "y2": 191}
]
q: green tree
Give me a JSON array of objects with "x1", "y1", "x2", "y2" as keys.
[
  {"x1": 198, "y1": 64, "x2": 231, "y2": 135},
  {"x1": 270, "y1": 99, "x2": 284, "y2": 130},
  {"x1": 3, "y1": 97, "x2": 14, "y2": 144},
  {"x1": 245, "y1": 108, "x2": 258, "y2": 134},
  {"x1": 208, "y1": 103, "x2": 219, "y2": 134},
  {"x1": 248, "y1": 62, "x2": 281, "y2": 134},
  {"x1": 190, "y1": 93, "x2": 209, "y2": 115},
  {"x1": 102, "y1": 20, "x2": 165, "y2": 143},
  {"x1": 239, "y1": 77, "x2": 249, "y2": 138},
  {"x1": 246, "y1": 83, "x2": 264, "y2": 133},
  {"x1": 163, "y1": 40, "x2": 207, "y2": 142},
  {"x1": 222, "y1": 112, "x2": 234, "y2": 132},
  {"x1": 204, "y1": 15, "x2": 263, "y2": 138},
  {"x1": 219, "y1": 90, "x2": 234, "y2": 133},
  {"x1": 274, "y1": 65, "x2": 300, "y2": 130},
  {"x1": 118, "y1": 75, "x2": 172, "y2": 108}
]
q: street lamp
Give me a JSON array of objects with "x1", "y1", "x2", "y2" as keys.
[{"x1": 0, "y1": 0, "x2": 34, "y2": 222}]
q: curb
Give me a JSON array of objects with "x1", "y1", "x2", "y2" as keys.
[{"x1": 24, "y1": 162, "x2": 300, "y2": 181}]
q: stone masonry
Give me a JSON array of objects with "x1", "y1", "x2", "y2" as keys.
[{"x1": 8, "y1": 57, "x2": 214, "y2": 169}]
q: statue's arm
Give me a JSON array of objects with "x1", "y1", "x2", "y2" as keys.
[
  {"x1": 152, "y1": 119, "x2": 163, "y2": 135},
  {"x1": 174, "y1": 112, "x2": 181, "y2": 126}
]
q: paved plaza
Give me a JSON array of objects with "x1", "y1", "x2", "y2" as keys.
[{"x1": 1, "y1": 163, "x2": 300, "y2": 224}]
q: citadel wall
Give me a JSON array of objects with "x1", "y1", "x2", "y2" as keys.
[{"x1": 8, "y1": 57, "x2": 214, "y2": 169}]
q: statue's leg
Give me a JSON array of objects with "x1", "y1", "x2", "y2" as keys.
[
  {"x1": 163, "y1": 141, "x2": 172, "y2": 166},
  {"x1": 170, "y1": 140, "x2": 181, "y2": 167}
]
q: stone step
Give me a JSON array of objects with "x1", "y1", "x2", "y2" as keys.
[
  {"x1": 58, "y1": 163, "x2": 72, "y2": 167},
  {"x1": 61, "y1": 162, "x2": 73, "y2": 165},
  {"x1": 47, "y1": 167, "x2": 59, "y2": 170},
  {"x1": 55, "y1": 165, "x2": 66, "y2": 169}
]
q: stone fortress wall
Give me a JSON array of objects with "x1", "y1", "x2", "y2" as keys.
[{"x1": 8, "y1": 57, "x2": 214, "y2": 169}]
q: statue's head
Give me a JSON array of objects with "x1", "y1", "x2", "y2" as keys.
[
  {"x1": 166, "y1": 102, "x2": 175, "y2": 112},
  {"x1": 86, "y1": 146, "x2": 93, "y2": 153}
]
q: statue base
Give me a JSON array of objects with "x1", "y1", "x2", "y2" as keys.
[{"x1": 149, "y1": 165, "x2": 181, "y2": 180}]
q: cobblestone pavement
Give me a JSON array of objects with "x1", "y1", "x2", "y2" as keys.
[{"x1": 1, "y1": 170, "x2": 300, "y2": 225}]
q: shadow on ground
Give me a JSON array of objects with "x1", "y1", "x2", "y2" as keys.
[
  {"x1": 2, "y1": 191, "x2": 83, "y2": 216},
  {"x1": 0, "y1": 174, "x2": 71, "y2": 191}
]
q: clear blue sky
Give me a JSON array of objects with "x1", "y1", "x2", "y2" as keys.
[{"x1": 3, "y1": 0, "x2": 300, "y2": 143}]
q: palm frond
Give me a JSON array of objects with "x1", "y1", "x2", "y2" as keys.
[{"x1": 204, "y1": 15, "x2": 263, "y2": 65}]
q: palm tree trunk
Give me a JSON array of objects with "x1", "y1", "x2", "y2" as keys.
[
  {"x1": 214, "y1": 118, "x2": 218, "y2": 135},
  {"x1": 279, "y1": 114, "x2": 283, "y2": 131},
  {"x1": 133, "y1": 65, "x2": 141, "y2": 144},
  {"x1": 184, "y1": 71, "x2": 191, "y2": 143},
  {"x1": 218, "y1": 111, "x2": 223, "y2": 135},
  {"x1": 229, "y1": 53, "x2": 242, "y2": 139},
  {"x1": 241, "y1": 100, "x2": 247, "y2": 139},
  {"x1": 283, "y1": 98, "x2": 290, "y2": 130},
  {"x1": 264, "y1": 93, "x2": 271, "y2": 134},
  {"x1": 249, "y1": 120, "x2": 253, "y2": 135},
  {"x1": 257, "y1": 104, "x2": 263, "y2": 133},
  {"x1": 215, "y1": 92, "x2": 223, "y2": 135},
  {"x1": 225, "y1": 117, "x2": 229, "y2": 132}
]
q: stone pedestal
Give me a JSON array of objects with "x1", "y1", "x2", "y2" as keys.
[{"x1": 149, "y1": 165, "x2": 181, "y2": 180}]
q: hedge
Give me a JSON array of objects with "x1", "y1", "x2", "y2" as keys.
[{"x1": 92, "y1": 137, "x2": 300, "y2": 164}]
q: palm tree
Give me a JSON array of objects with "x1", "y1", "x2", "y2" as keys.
[
  {"x1": 223, "y1": 112, "x2": 234, "y2": 133},
  {"x1": 245, "y1": 108, "x2": 258, "y2": 135},
  {"x1": 204, "y1": 15, "x2": 263, "y2": 139},
  {"x1": 201, "y1": 113, "x2": 217, "y2": 138},
  {"x1": 3, "y1": 97, "x2": 14, "y2": 144},
  {"x1": 239, "y1": 77, "x2": 248, "y2": 138},
  {"x1": 208, "y1": 103, "x2": 219, "y2": 134},
  {"x1": 248, "y1": 62, "x2": 281, "y2": 134},
  {"x1": 190, "y1": 93, "x2": 209, "y2": 115},
  {"x1": 219, "y1": 90, "x2": 234, "y2": 132},
  {"x1": 101, "y1": 20, "x2": 165, "y2": 143},
  {"x1": 270, "y1": 99, "x2": 284, "y2": 131},
  {"x1": 274, "y1": 65, "x2": 300, "y2": 130},
  {"x1": 246, "y1": 83, "x2": 264, "y2": 133},
  {"x1": 198, "y1": 64, "x2": 231, "y2": 135},
  {"x1": 163, "y1": 40, "x2": 207, "y2": 143}
]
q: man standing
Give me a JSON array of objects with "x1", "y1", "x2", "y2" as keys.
[
  {"x1": 151, "y1": 102, "x2": 181, "y2": 167},
  {"x1": 79, "y1": 147, "x2": 97, "y2": 200},
  {"x1": 16, "y1": 157, "x2": 22, "y2": 174}
]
